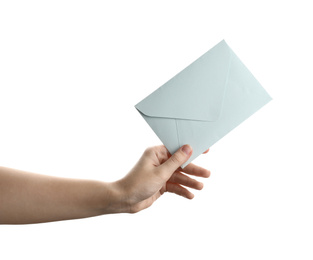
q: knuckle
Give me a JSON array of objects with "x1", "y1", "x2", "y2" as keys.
[{"x1": 143, "y1": 147, "x2": 154, "y2": 156}]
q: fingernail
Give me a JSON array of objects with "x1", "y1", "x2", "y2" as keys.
[{"x1": 182, "y1": 144, "x2": 192, "y2": 155}]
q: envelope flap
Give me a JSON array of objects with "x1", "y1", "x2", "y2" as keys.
[{"x1": 135, "y1": 40, "x2": 233, "y2": 122}]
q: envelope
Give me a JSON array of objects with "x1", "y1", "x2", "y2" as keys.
[{"x1": 135, "y1": 40, "x2": 272, "y2": 168}]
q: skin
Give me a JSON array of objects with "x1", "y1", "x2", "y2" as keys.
[{"x1": 0, "y1": 145, "x2": 210, "y2": 224}]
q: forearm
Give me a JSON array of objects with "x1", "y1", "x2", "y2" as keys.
[{"x1": 0, "y1": 166, "x2": 125, "y2": 224}]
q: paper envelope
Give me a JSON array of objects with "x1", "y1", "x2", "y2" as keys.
[{"x1": 135, "y1": 40, "x2": 272, "y2": 168}]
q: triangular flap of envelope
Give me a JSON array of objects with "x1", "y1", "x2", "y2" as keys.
[{"x1": 135, "y1": 40, "x2": 233, "y2": 122}]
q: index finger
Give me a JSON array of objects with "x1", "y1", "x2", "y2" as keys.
[{"x1": 180, "y1": 163, "x2": 211, "y2": 178}]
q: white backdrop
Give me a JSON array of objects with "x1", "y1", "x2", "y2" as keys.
[{"x1": 1, "y1": 1, "x2": 312, "y2": 259}]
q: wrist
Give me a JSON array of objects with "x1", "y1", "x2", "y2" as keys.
[{"x1": 101, "y1": 180, "x2": 130, "y2": 214}]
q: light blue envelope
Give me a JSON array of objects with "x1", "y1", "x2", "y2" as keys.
[{"x1": 135, "y1": 40, "x2": 272, "y2": 168}]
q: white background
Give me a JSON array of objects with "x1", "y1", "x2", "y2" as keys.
[{"x1": 0, "y1": 1, "x2": 312, "y2": 259}]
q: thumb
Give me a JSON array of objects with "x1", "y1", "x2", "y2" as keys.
[{"x1": 159, "y1": 145, "x2": 193, "y2": 176}]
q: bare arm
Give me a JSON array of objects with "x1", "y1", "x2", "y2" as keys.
[{"x1": 0, "y1": 166, "x2": 122, "y2": 224}]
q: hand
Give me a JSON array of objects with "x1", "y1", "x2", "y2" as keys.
[{"x1": 115, "y1": 145, "x2": 210, "y2": 213}]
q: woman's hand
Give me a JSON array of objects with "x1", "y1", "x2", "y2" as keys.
[{"x1": 115, "y1": 145, "x2": 210, "y2": 213}]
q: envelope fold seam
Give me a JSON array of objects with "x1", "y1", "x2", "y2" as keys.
[
  {"x1": 217, "y1": 50, "x2": 234, "y2": 119},
  {"x1": 175, "y1": 119, "x2": 180, "y2": 148}
]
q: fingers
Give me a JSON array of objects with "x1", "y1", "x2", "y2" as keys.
[
  {"x1": 203, "y1": 149, "x2": 210, "y2": 154},
  {"x1": 166, "y1": 182, "x2": 194, "y2": 199},
  {"x1": 155, "y1": 144, "x2": 210, "y2": 201},
  {"x1": 182, "y1": 163, "x2": 211, "y2": 178},
  {"x1": 166, "y1": 171, "x2": 205, "y2": 200},
  {"x1": 158, "y1": 145, "x2": 193, "y2": 179},
  {"x1": 169, "y1": 172, "x2": 203, "y2": 190}
]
